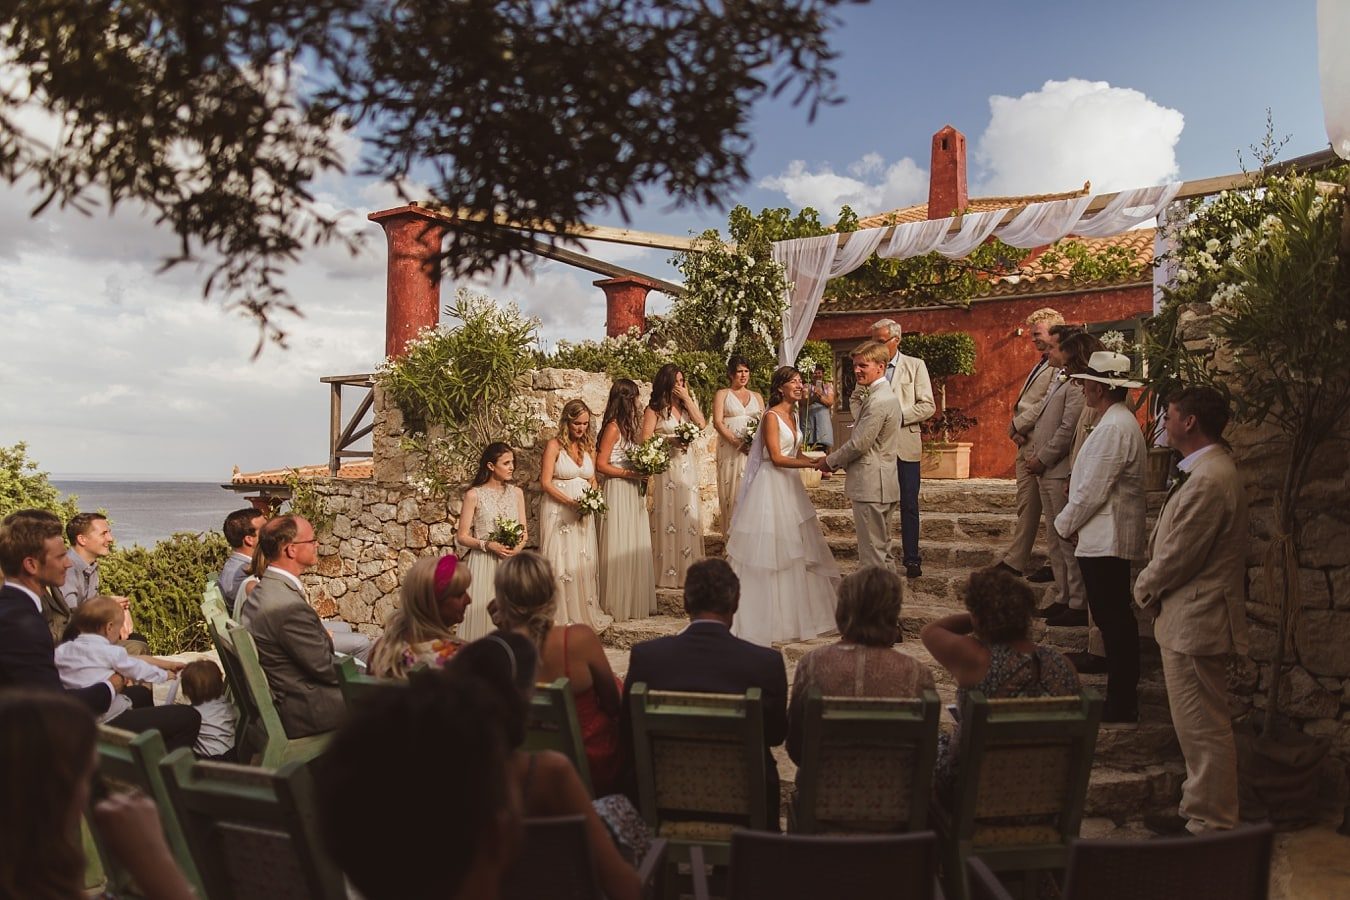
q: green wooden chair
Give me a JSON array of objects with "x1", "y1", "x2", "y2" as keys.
[
  {"x1": 335, "y1": 655, "x2": 402, "y2": 709},
  {"x1": 225, "y1": 623, "x2": 332, "y2": 767},
  {"x1": 791, "y1": 688, "x2": 941, "y2": 834},
  {"x1": 931, "y1": 690, "x2": 1103, "y2": 900},
  {"x1": 91, "y1": 725, "x2": 204, "y2": 897},
  {"x1": 629, "y1": 684, "x2": 769, "y2": 897},
  {"x1": 201, "y1": 580, "x2": 231, "y2": 629},
  {"x1": 524, "y1": 677, "x2": 594, "y2": 796},
  {"x1": 204, "y1": 615, "x2": 255, "y2": 758},
  {"x1": 500, "y1": 815, "x2": 668, "y2": 900},
  {"x1": 158, "y1": 748, "x2": 348, "y2": 900}
]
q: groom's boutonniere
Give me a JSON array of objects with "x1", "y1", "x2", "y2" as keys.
[
  {"x1": 855, "y1": 385, "x2": 871, "y2": 405},
  {"x1": 1056, "y1": 370, "x2": 1069, "y2": 383},
  {"x1": 1168, "y1": 469, "x2": 1190, "y2": 492}
]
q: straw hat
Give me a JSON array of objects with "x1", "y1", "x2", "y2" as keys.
[{"x1": 1070, "y1": 351, "x2": 1143, "y2": 389}]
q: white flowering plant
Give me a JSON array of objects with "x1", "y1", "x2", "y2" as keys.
[
  {"x1": 673, "y1": 421, "x2": 702, "y2": 446},
  {"x1": 487, "y1": 517, "x2": 525, "y2": 549},
  {"x1": 576, "y1": 486, "x2": 607, "y2": 518}
]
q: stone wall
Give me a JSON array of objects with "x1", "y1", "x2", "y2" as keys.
[{"x1": 300, "y1": 368, "x2": 721, "y2": 634}]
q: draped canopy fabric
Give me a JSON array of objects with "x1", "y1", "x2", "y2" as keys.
[
  {"x1": 1320, "y1": 0, "x2": 1350, "y2": 160},
  {"x1": 772, "y1": 183, "x2": 1182, "y2": 365}
]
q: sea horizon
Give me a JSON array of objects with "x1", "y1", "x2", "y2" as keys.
[{"x1": 53, "y1": 479, "x2": 257, "y2": 548}]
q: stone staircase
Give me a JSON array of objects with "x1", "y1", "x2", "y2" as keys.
[{"x1": 600, "y1": 476, "x2": 1184, "y2": 831}]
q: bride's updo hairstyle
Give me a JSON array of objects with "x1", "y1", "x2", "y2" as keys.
[
  {"x1": 494, "y1": 550, "x2": 557, "y2": 648},
  {"x1": 768, "y1": 366, "x2": 803, "y2": 407}
]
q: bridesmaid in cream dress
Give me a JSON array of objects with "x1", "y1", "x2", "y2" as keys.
[
  {"x1": 596, "y1": 378, "x2": 657, "y2": 620},
  {"x1": 455, "y1": 442, "x2": 528, "y2": 641},
  {"x1": 712, "y1": 354, "x2": 764, "y2": 538},
  {"x1": 539, "y1": 399, "x2": 610, "y2": 631},
  {"x1": 641, "y1": 363, "x2": 707, "y2": 589}
]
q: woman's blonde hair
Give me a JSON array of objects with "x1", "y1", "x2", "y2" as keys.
[
  {"x1": 370, "y1": 555, "x2": 472, "y2": 678},
  {"x1": 493, "y1": 551, "x2": 557, "y2": 648},
  {"x1": 558, "y1": 398, "x2": 595, "y2": 456}
]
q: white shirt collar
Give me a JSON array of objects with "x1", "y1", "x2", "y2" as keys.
[
  {"x1": 268, "y1": 567, "x2": 306, "y2": 594},
  {"x1": 1177, "y1": 442, "x2": 1218, "y2": 473},
  {"x1": 231, "y1": 551, "x2": 252, "y2": 563},
  {"x1": 866, "y1": 375, "x2": 888, "y2": 388},
  {"x1": 7, "y1": 581, "x2": 42, "y2": 612}
]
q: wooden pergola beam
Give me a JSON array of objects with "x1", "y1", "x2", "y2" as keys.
[{"x1": 520, "y1": 235, "x2": 685, "y2": 296}]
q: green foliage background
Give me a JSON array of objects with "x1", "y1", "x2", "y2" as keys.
[
  {"x1": 101, "y1": 534, "x2": 230, "y2": 654},
  {"x1": 900, "y1": 331, "x2": 977, "y2": 381},
  {"x1": 0, "y1": 442, "x2": 81, "y2": 521}
]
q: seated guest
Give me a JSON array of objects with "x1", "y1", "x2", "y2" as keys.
[
  {"x1": 921, "y1": 567, "x2": 1080, "y2": 793},
  {"x1": 369, "y1": 554, "x2": 472, "y2": 677},
  {"x1": 315, "y1": 668, "x2": 521, "y2": 900},
  {"x1": 494, "y1": 551, "x2": 625, "y2": 797},
  {"x1": 1, "y1": 509, "x2": 119, "y2": 715},
  {"x1": 0, "y1": 689, "x2": 196, "y2": 900},
  {"x1": 621, "y1": 558, "x2": 788, "y2": 824},
  {"x1": 451, "y1": 632, "x2": 644, "y2": 900},
  {"x1": 179, "y1": 659, "x2": 238, "y2": 761},
  {"x1": 62, "y1": 511, "x2": 140, "y2": 648},
  {"x1": 242, "y1": 515, "x2": 345, "y2": 738},
  {"x1": 786, "y1": 566, "x2": 935, "y2": 763},
  {"x1": 55, "y1": 595, "x2": 200, "y2": 752},
  {"x1": 219, "y1": 507, "x2": 267, "y2": 602}
]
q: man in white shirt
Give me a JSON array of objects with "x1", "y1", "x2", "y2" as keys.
[
  {"x1": 870, "y1": 319, "x2": 935, "y2": 578},
  {"x1": 1054, "y1": 352, "x2": 1147, "y2": 724},
  {"x1": 219, "y1": 507, "x2": 267, "y2": 600}
]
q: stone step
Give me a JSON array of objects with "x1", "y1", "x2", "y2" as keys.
[
  {"x1": 806, "y1": 477, "x2": 1022, "y2": 513},
  {"x1": 702, "y1": 534, "x2": 1032, "y2": 571},
  {"x1": 816, "y1": 509, "x2": 1032, "y2": 545},
  {"x1": 1086, "y1": 763, "x2": 1185, "y2": 819}
]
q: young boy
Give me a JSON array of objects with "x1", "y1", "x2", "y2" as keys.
[
  {"x1": 55, "y1": 596, "x2": 183, "y2": 724},
  {"x1": 179, "y1": 660, "x2": 238, "y2": 761}
]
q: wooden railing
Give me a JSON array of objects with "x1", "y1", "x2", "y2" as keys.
[{"x1": 321, "y1": 374, "x2": 375, "y2": 476}]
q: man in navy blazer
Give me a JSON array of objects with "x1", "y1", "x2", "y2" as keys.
[
  {"x1": 622, "y1": 558, "x2": 789, "y2": 824},
  {"x1": 0, "y1": 509, "x2": 117, "y2": 714}
]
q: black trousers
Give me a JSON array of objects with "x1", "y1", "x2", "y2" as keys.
[
  {"x1": 1077, "y1": 555, "x2": 1139, "y2": 716},
  {"x1": 109, "y1": 703, "x2": 202, "y2": 754}
]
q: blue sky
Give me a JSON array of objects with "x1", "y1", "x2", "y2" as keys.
[{"x1": 0, "y1": 1, "x2": 1335, "y2": 479}]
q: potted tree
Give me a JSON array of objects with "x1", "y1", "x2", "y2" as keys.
[{"x1": 902, "y1": 331, "x2": 977, "y2": 479}]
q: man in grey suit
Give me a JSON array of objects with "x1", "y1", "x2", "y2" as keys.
[
  {"x1": 870, "y1": 319, "x2": 935, "y2": 577},
  {"x1": 243, "y1": 515, "x2": 344, "y2": 738},
  {"x1": 820, "y1": 341, "x2": 902, "y2": 571},
  {"x1": 1134, "y1": 387, "x2": 1248, "y2": 834}
]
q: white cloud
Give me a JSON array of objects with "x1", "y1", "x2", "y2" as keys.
[
  {"x1": 974, "y1": 78, "x2": 1184, "y2": 196},
  {"x1": 758, "y1": 156, "x2": 928, "y2": 218}
]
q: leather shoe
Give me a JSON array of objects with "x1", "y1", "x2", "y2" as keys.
[
  {"x1": 1046, "y1": 607, "x2": 1088, "y2": 627},
  {"x1": 1066, "y1": 651, "x2": 1109, "y2": 674},
  {"x1": 904, "y1": 563, "x2": 923, "y2": 579},
  {"x1": 1143, "y1": 813, "x2": 1191, "y2": 836},
  {"x1": 1036, "y1": 601, "x2": 1069, "y2": 620},
  {"x1": 1026, "y1": 565, "x2": 1055, "y2": 583},
  {"x1": 992, "y1": 561, "x2": 1021, "y2": 576}
]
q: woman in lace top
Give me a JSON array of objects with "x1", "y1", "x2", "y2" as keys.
[{"x1": 457, "y1": 443, "x2": 529, "y2": 641}]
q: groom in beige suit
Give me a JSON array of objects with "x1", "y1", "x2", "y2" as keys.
[
  {"x1": 1134, "y1": 386, "x2": 1249, "y2": 835},
  {"x1": 870, "y1": 319, "x2": 935, "y2": 577},
  {"x1": 821, "y1": 341, "x2": 902, "y2": 571}
]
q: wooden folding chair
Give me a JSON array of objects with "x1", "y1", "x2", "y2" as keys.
[
  {"x1": 931, "y1": 690, "x2": 1102, "y2": 900},
  {"x1": 225, "y1": 623, "x2": 332, "y2": 767},
  {"x1": 500, "y1": 815, "x2": 668, "y2": 900},
  {"x1": 159, "y1": 748, "x2": 347, "y2": 900},
  {"x1": 791, "y1": 688, "x2": 940, "y2": 834},
  {"x1": 335, "y1": 654, "x2": 402, "y2": 708},
  {"x1": 524, "y1": 677, "x2": 594, "y2": 796}
]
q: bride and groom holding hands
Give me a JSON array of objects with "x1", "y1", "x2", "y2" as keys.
[{"x1": 726, "y1": 340, "x2": 907, "y2": 648}]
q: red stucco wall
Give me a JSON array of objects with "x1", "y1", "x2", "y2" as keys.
[{"x1": 809, "y1": 284, "x2": 1153, "y2": 477}]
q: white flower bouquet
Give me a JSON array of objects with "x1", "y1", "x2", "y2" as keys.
[
  {"x1": 629, "y1": 435, "x2": 671, "y2": 497},
  {"x1": 487, "y1": 517, "x2": 524, "y2": 549},
  {"x1": 576, "y1": 486, "x2": 607, "y2": 518},
  {"x1": 673, "y1": 421, "x2": 702, "y2": 446},
  {"x1": 742, "y1": 415, "x2": 760, "y2": 445}
]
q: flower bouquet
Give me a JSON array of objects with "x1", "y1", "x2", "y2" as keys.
[
  {"x1": 629, "y1": 435, "x2": 671, "y2": 497},
  {"x1": 487, "y1": 517, "x2": 524, "y2": 549},
  {"x1": 673, "y1": 421, "x2": 702, "y2": 446},
  {"x1": 576, "y1": 486, "x2": 607, "y2": 518},
  {"x1": 742, "y1": 415, "x2": 760, "y2": 445}
]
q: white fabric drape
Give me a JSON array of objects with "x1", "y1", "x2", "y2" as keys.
[
  {"x1": 1320, "y1": 0, "x2": 1350, "y2": 159},
  {"x1": 772, "y1": 182, "x2": 1183, "y2": 362}
]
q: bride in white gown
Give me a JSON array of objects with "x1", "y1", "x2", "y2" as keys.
[{"x1": 727, "y1": 366, "x2": 841, "y2": 647}]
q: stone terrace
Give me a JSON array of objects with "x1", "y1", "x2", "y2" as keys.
[{"x1": 599, "y1": 475, "x2": 1185, "y2": 836}]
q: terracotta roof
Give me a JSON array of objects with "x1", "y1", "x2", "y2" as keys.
[
  {"x1": 818, "y1": 227, "x2": 1155, "y2": 314},
  {"x1": 852, "y1": 183, "x2": 1092, "y2": 230},
  {"x1": 229, "y1": 462, "x2": 373, "y2": 487}
]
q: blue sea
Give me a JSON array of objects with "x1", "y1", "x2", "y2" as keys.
[{"x1": 52, "y1": 480, "x2": 252, "y2": 548}]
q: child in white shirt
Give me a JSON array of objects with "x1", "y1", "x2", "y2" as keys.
[
  {"x1": 179, "y1": 660, "x2": 238, "y2": 761},
  {"x1": 55, "y1": 595, "x2": 182, "y2": 724}
]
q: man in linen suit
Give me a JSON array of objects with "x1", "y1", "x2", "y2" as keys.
[
  {"x1": 1134, "y1": 387, "x2": 1248, "y2": 834},
  {"x1": 1021, "y1": 324, "x2": 1087, "y2": 626},
  {"x1": 821, "y1": 340, "x2": 903, "y2": 572},
  {"x1": 243, "y1": 515, "x2": 345, "y2": 738},
  {"x1": 1054, "y1": 351, "x2": 1147, "y2": 724},
  {"x1": 1000, "y1": 307, "x2": 1064, "y2": 581},
  {"x1": 622, "y1": 558, "x2": 789, "y2": 824},
  {"x1": 870, "y1": 319, "x2": 935, "y2": 577}
]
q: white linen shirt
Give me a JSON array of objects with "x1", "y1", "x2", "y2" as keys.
[
  {"x1": 1054, "y1": 401, "x2": 1148, "y2": 560},
  {"x1": 55, "y1": 633, "x2": 168, "y2": 722}
]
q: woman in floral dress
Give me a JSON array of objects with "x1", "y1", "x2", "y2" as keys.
[
  {"x1": 597, "y1": 379, "x2": 656, "y2": 621},
  {"x1": 539, "y1": 399, "x2": 609, "y2": 631},
  {"x1": 456, "y1": 442, "x2": 528, "y2": 641},
  {"x1": 712, "y1": 354, "x2": 764, "y2": 538},
  {"x1": 641, "y1": 363, "x2": 707, "y2": 589}
]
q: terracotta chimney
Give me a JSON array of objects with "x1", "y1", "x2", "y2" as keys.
[
  {"x1": 368, "y1": 206, "x2": 448, "y2": 359},
  {"x1": 927, "y1": 125, "x2": 969, "y2": 220},
  {"x1": 596, "y1": 276, "x2": 657, "y2": 337}
]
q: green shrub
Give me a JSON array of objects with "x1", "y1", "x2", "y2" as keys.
[
  {"x1": 101, "y1": 533, "x2": 231, "y2": 654},
  {"x1": 543, "y1": 330, "x2": 724, "y2": 412},
  {"x1": 900, "y1": 331, "x2": 976, "y2": 380},
  {"x1": 0, "y1": 442, "x2": 80, "y2": 521}
]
